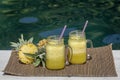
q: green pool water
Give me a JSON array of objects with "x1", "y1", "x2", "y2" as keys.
[{"x1": 0, "y1": 0, "x2": 120, "y2": 50}]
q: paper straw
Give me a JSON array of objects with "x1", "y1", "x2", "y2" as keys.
[
  {"x1": 82, "y1": 20, "x2": 88, "y2": 34},
  {"x1": 59, "y1": 25, "x2": 67, "y2": 40}
]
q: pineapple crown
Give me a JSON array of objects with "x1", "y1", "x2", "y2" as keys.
[
  {"x1": 10, "y1": 34, "x2": 33, "y2": 51},
  {"x1": 10, "y1": 34, "x2": 46, "y2": 67}
]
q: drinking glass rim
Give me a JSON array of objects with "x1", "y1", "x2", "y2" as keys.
[
  {"x1": 47, "y1": 35, "x2": 60, "y2": 40},
  {"x1": 69, "y1": 30, "x2": 85, "y2": 36},
  {"x1": 47, "y1": 35, "x2": 64, "y2": 44}
]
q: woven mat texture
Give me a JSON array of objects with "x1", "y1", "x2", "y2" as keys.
[{"x1": 3, "y1": 45, "x2": 117, "y2": 77}]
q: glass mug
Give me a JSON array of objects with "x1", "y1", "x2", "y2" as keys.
[
  {"x1": 68, "y1": 30, "x2": 93, "y2": 64},
  {"x1": 45, "y1": 35, "x2": 72, "y2": 70}
]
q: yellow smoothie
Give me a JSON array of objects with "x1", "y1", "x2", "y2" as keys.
[
  {"x1": 68, "y1": 35, "x2": 87, "y2": 64},
  {"x1": 46, "y1": 37, "x2": 65, "y2": 70}
]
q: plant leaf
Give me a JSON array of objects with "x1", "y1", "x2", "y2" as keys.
[
  {"x1": 19, "y1": 38, "x2": 23, "y2": 44},
  {"x1": 10, "y1": 44, "x2": 17, "y2": 47},
  {"x1": 10, "y1": 42, "x2": 18, "y2": 47},
  {"x1": 23, "y1": 53, "x2": 37, "y2": 58},
  {"x1": 24, "y1": 40, "x2": 28, "y2": 44},
  {"x1": 28, "y1": 37, "x2": 33, "y2": 43},
  {"x1": 33, "y1": 58, "x2": 41, "y2": 67},
  {"x1": 42, "y1": 60, "x2": 45, "y2": 68},
  {"x1": 10, "y1": 42, "x2": 17, "y2": 45},
  {"x1": 21, "y1": 34, "x2": 24, "y2": 41}
]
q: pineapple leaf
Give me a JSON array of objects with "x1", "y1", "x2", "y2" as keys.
[
  {"x1": 10, "y1": 34, "x2": 35, "y2": 50},
  {"x1": 41, "y1": 60, "x2": 45, "y2": 68},
  {"x1": 28, "y1": 37, "x2": 33, "y2": 43},
  {"x1": 18, "y1": 38, "x2": 23, "y2": 45},
  {"x1": 10, "y1": 42, "x2": 18, "y2": 47},
  {"x1": 10, "y1": 42, "x2": 17, "y2": 45},
  {"x1": 33, "y1": 58, "x2": 41, "y2": 67},
  {"x1": 38, "y1": 48, "x2": 46, "y2": 54},
  {"x1": 23, "y1": 53, "x2": 37, "y2": 58},
  {"x1": 24, "y1": 40, "x2": 28, "y2": 44},
  {"x1": 10, "y1": 44, "x2": 17, "y2": 47},
  {"x1": 21, "y1": 34, "x2": 24, "y2": 42}
]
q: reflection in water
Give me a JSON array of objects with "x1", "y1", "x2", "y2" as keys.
[
  {"x1": 39, "y1": 27, "x2": 77, "y2": 38},
  {"x1": 0, "y1": 0, "x2": 120, "y2": 49},
  {"x1": 19, "y1": 17, "x2": 38, "y2": 23},
  {"x1": 103, "y1": 34, "x2": 120, "y2": 44}
]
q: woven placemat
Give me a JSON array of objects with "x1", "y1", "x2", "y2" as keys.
[{"x1": 3, "y1": 45, "x2": 117, "y2": 77}]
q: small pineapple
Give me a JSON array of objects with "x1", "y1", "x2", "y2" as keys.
[
  {"x1": 18, "y1": 51, "x2": 34, "y2": 64},
  {"x1": 37, "y1": 39, "x2": 47, "y2": 48},
  {"x1": 10, "y1": 34, "x2": 38, "y2": 64},
  {"x1": 18, "y1": 43, "x2": 38, "y2": 64},
  {"x1": 10, "y1": 34, "x2": 46, "y2": 67}
]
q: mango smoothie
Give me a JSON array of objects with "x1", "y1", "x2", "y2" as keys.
[
  {"x1": 68, "y1": 31, "x2": 87, "y2": 64},
  {"x1": 46, "y1": 36, "x2": 65, "y2": 70}
]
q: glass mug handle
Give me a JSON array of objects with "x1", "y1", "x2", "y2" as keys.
[
  {"x1": 65, "y1": 45, "x2": 72, "y2": 66},
  {"x1": 86, "y1": 39, "x2": 93, "y2": 60}
]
